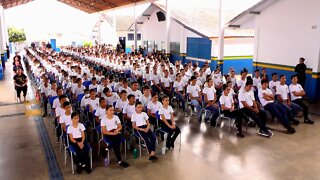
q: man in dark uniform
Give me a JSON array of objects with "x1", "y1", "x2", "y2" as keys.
[{"x1": 295, "y1": 57, "x2": 307, "y2": 88}]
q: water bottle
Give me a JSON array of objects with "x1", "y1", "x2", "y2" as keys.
[{"x1": 133, "y1": 148, "x2": 138, "y2": 159}]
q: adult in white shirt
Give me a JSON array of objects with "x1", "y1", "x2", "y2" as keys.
[
  {"x1": 276, "y1": 75, "x2": 301, "y2": 125},
  {"x1": 289, "y1": 75, "x2": 313, "y2": 124},
  {"x1": 219, "y1": 84, "x2": 244, "y2": 138},
  {"x1": 186, "y1": 76, "x2": 202, "y2": 119},
  {"x1": 258, "y1": 79, "x2": 296, "y2": 134},
  {"x1": 202, "y1": 79, "x2": 219, "y2": 124},
  {"x1": 238, "y1": 81, "x2": 271, "y2": 137},
  {"x1": 101, "y1": 106, "x2": 129, "y2": 168},
  {"x1": 158, "y1": 95, "x2": 180, "y2": 149},
  {"x1": 269, "y1": 73, "x2": 280, "y2": 95},
  {"x1": 132, "y1": 102, "x2": 157, "y2": 161}
]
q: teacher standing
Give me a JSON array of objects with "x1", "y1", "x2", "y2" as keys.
[{"x1": 295, "y1": 57, "x2": 307, "y2": 88}]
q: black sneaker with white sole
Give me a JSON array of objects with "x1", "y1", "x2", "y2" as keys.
[{"x1": 258, "y1": 129, "x2": 271, "y2": 138}]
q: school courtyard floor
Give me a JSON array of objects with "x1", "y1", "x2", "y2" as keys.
[{"x1": 1, "y1": 58, "x2": 320, "y2": 180}]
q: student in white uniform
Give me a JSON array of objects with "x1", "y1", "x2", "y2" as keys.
[
  {"x1": 219, "y1": 84, "x2": 244, "y2": 138},
  {"x1": 159, "y1": 95, "x2": 181, "y2": 149},
  {"x1": 289, "y1": 75, "x2": 313, "y2": 124},
  {"x1": 147, "y1": 92, "x2": 162, "y2": 127},
  {"x1": 202, "y1": 79, "x2": 219, "y2": 124},
  {"x1": 252, "y1": 69, "x2": 261, "y2": 90},
  {"x1": 186, "y1": 76, "x2": 202, "y2": 119},
  {"x1": 161, "y1": 70, "x2": 173, "y2": 97},
  {"x1": 139, "y1": 86, "x2": 152, "y2": 107},
  {"x1": 128, "y1": 81, "x2": 142, "y2": 101},
  {"x1": 73, "y1": 78, "x2": 85, "y2": 99},
  {"x1": 94, "y1": 97, "x2": 107, "y2": 126},
  {"x1": 67, "y1": 112, "x2": 91, "y2": 174},
  {"x1": 276, "y1": 75, "x2": 301, "y2": 125},
  {"x1": 122, "y1": 94, "x2": 136, "y2": 128},
  {"x1": 102, "y1": 87, "x2": 120, "y2": 106},
  {"x1": 150, "y1": 66, "x2": 161, "y2": 94},
  {"x1": 173, "y1": 73, "x2": 187, "y2": 116},
  {"x1": 236, "y1": 69, "x2": 248, "y2": 90},
  {"x1": 259, "y1": 79, "x2": 296, "y2": 134},
  {"x1": 132, "y1": 101, "x2": 157, "y2": 162},
  {"x1": 52, "y1": 87, "x2": 64, "y2": 113},
  {"x1": 238, "y1": 81, "x2": 272, "y2": 137},
  {"x1": 60, "y1": 101, "x2": 73, "y2": 137},
  {"x1": 41, "y1": 77, "x2": 51, "y2": 117},
  {"x1": 89, "y1": 77, "x2": 98, "y2": 91},
  {"x1": 269, "y1": 73, "x2": 280, "y2": 95},
  {"x1": 101, "y1": 105, "x2": 129, "y2": 168}
]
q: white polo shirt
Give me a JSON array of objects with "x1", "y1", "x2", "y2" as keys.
[
  {"x1": 173, "y1": 81, "x2": 185, "y2": 92},
  {"x1": 122, "y1": 104, "x2": 136, "y2": 118},
  {"x1": 202, "y1": 86, "x2": 216, "y2": 101},
  {"x1": 219, "y1": 94, "x2": 234, "y2": 109},
  {"x1": 41, "y1": 85, "x2": 51, "y2": 97},
  {"x1": 289, "y1": 84, "x2": 303, "y2": 101},
  {"x1": 238, "y1": 89, "x2": 255, "y2": 109},
  {"x1": 89, "y1": 83, "x2": 98, "y2": 90},
  {"x1": 105, "y1": 93, "x2": 120, "y2": 106},
  {"x1": 258, "y1": 88, "x2": 274, "y2": 106},
  {"x1": 131, "y1": 112, "x2": 149, "y2": 127},
  {"x1": 161, "y1": 76, "x2": 173, "y2": 88},
  {"x1": 101, "y1": 115, "x2": 121, "y2": 131},
  {"x1": 253, "y1": 77, "x2": 261, "y2": 87},
  {"x1": 150, "y1": 73, "x2": 161, "y2": 85},
  {"x1": 128, "y1": 90, "x2": 142, "y2": 100},
  {"x1": 147, "y1": 101, "x2": 162, "y2": 114},
  {"x1": 95, "y1": 106, "x2": 106, "y2": 120},
  {"x1": 67, "y1": 123, "x2": 85, "y2": 139},
  {"x1": 269, "y1": 80, "x2": 280, "y2": 95},
  {"x1": 115, "y1": 99, "x2": 128, "y2": 110},
  {"x1": 85, "y1": 98, "x2": 100, "y2": 111},
  {"x1": 276, "y1": 84, "x2": 289, "y2": 100},
  {"x1": 139, "y1": 95, "x2": 151, "y2": 107},
  {"x1": 237, "y1": 79, "x2": 246, "y2": 89},
  {"x1": 187, "y1": 84, "x2": 201, "y2": 98},
  {"x1": 60, "y1": 114, "x2": 72, "y2": 127},
  {"x1": 73, "y1": 86, "x2": 85, "y2": 96},
  {"x1": 158, "y1": 105, "x2": 173, "y2": 120}
]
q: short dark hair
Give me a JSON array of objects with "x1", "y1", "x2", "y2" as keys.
[
  {"x1": 222, "y1": 84, "x2": 228, "y2": 90},
  {"x1": 71, "y1": 112, "x2": 79, "y2": 119},
  {"x1": 59, "y1": 95, "x2": 67, "y2": 100},
  {"x1": 135, "y1": 101, "x2": 142, "y2": 107},
  {"x1": 261, "y1": 79, "x2": 268, "y2": 84},
  {"x1": 245, "y1": 80, "x2": 253, "y2": 86},
  {"x1": 291, "y1": 74, "x2": 297, "y2": 80},
  {"x1": 63, "y1": 101, "x2": 71, "y2": 108},
  {"x1": 190, "y1": 76, "x2": 197, "y2": 81},
  {"x1": 279, "y1": 75, "x2": 285, "y2": 79},
  {"x1": 103, "y1": 87, "x2": 110, "y2": 94},
  {"x1": 127, "y1": 94, "x2": 135, "y2": 100},
  {"x1": 272, "y1": 73, "x2": 278, "y2": 77}
]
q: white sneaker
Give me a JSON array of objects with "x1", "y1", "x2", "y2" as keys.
[{"x1": 17, "y1": 98, "x2": 21, "y2": 103}]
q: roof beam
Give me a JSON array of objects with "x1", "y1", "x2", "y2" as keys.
[
  {"x1": 72, "y1": 0, "x2": 102, "y2": 12},
  {"x1": 249, "y1": 11, "x2": 260, "y2": 15},
  {"x1": 228, "y1": 25, "x2": 241, "y2": 28},
  {"x1": 91, "y1": 0, "x2": 117, "y2": 9}
]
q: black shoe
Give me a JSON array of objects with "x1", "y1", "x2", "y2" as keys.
[
  {"x1": 236, "y1": 132, "x2": 245, "y2": 138},
  {"x1": 291, "y1": 119, "x2": 300, "y2": 125},
  {"x1": 304, "y1": 119, "x2": 314, "y2": 124},
  {"x1": 170, "y1": 141, "x2": 175, "y2": 149},
  {"x1": 149, "y1": 156, "x2": 158, "y2": 162},
  {"x1": 166, "y1": 141, "x2": 172, "y2": 149},
  {"x1": 42, "y1": 114, "x2": 47, "y2": 117},
  {"x1": 119, "y1": 161, "x2": 130, "y2": 168},
  {"x1": 85, "y1": 165, "x2": 92, "y2": 174},
  {"x1": 76, "y1": 165, "x2": 83, "y2": 174},
  {"x1": 287, "y1": 127, "x2": 296, "y2": 134}
]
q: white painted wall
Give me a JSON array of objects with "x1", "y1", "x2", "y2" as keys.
[
  {"x1": 254, "y1": 0, "x2": 320, "y2": 72},
  {"x1": 211, "y1": 37, "x2": 254, "y2": 57},
  {"x1": 139, "y1": 8, "x2": 200, "y2": 54},
  {"x1": 100, "y1": 21, "x2": 118, "y2": 46}
]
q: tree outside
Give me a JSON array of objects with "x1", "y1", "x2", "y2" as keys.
[{"x1": 8, "y1": 27, "x2": 26, "y2": 43}]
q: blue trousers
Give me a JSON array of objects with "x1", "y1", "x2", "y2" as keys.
[
  {"x1": 264, "y1": 103, "x2": 291, "y2": 128},
  {"x1": 137, "y1": 125, "x2": 156, "y2": 153}
]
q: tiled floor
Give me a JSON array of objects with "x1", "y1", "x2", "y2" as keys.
[{"x1": 1, "y1": 58, "x2": 320, "y2": 180}]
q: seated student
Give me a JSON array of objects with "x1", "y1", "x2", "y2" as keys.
[
  {"x1": 73, "y1": 78, "x2": 85, "y2": 100},
  {"x1": 289, "y1": 75, "x2": 314, "y2": 124},
  {"x1": 186, "y1": 76, "x2": 202, "y2": 120},
  {"x1": 139, "y1": 86, "x2": 152, "y2": 107},
  {"x1": 55, "y1": 95, "x2": 69, "y2": 125},
  {"x1": 132, "y1": 101, "x2": 158, "y2": 162},
  {"x1": 114, "y1": 77, "x2": 124, "y2": 93},
  {"x1": 173, "y1": 73, "x2": 187, "y2": 117},
  {"x1": 115, "y1": 90, "x2": 128, "y2": 120},
  {"x1": 212, "y1": 69, "x2": 223, "y2": 92},
  {"x1": 236, "y1": 69, "x2": 248, "y2": 90},
  {"x1": 276, "y1": 75, "x2": 301, "y2": 125},
  {"x1": 94, "y1": 97, "x2": 107, "y2": 127},
  {"x1": 269, "y1": 73, "x2": 280, "y2": 95},
  {"x1": 48, "y1": 81, "x2": 58, "y2": 97},
  {"x1": 60, "y1": 101, "x2": 72, "y2": 133},
  {"x1": 85, "y1": 89, "x2": 100, "y2": 123},
  {"x1": 128, "y1": 81, "x2": 142, "y2": 101},
  {"x1": 259, "y1": 79, "x2": 296, "y2": 134},
  {"x1": 252, "y1": 69, "x2": 261, "y2": 91},
  {"x1": 161, "y1": 70, "x2": 173, "y2": 97},
  {"x1": 67, "y1": 112, "x2": 91, "y2": 174},
  {"x1": 80, "y1": 89, "x2": 90, "y2": 110},
  {"x1": 41, "y1": 77, "x2": 51, "y2": 117},
  {"x1": 102, "y1": 87, "x2": 120, "y2": 106},
  {"x1": 122, "y1": 94, "x2": 136, "y2": 128},
  {"x1": 238, "y1": 81, "x2": 272, "y2": 137},
  {"x1": 219, "y1": 84, "x2": 244, "y2": 137},
  {"x1": 147, "y1": 92, "x2": 162, "y2": 128},
  {"x1": 159, "y1": 95, "x2": 181, "y2": 149},
  {"x1": 119, "y1": 79, "x2": 132, "y2": 93},
  {"x1": 89, "y1": 77, "x2": 98, "y2": 91},
  {"x1": 97, "y1": 78, "x2": 112, "y2": 97},
  {"x1": 202, "y1": 79, "x2": 219, "y2": 125},
  {"x1": 52, "y1": 87, "x2": 64, "y2": 112},
  {"x1": 101, "y1": 105, "x2": 130, "y2": 168},
  {"x1": 150, "y1": 66, "x2": 161, "y2": 94}
]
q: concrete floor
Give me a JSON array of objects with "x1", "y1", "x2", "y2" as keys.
[{"x1": 1, "y1": 59, "x2": 320, "y2": 180}]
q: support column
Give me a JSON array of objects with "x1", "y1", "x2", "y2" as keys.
[
  {"x1": 217, "y1": 0, "x2": 225, "y2": 73},
  {"x1": 98, "y1": 19, "x2": 102, "y2": 45},
  {"x1": 112, "y1": 9, "x2": 118, "y2": 46},
  {"x1": 133, "y1": 3, "x2": 137, "y2": 54},
  {"x1": 0, "y1": 5, "x2": 6, "y2": 70},
  {"x1": 165, "y1": 0, "x2": 171, "y2": 58}
]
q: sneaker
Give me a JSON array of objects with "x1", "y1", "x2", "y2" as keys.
[
  {"x1": 268, "y1": 130, "x2": 273, "y2": 137},
  {"x1": 119, "y1": 161, "x2": 130, "y2": 168},
  {"x1": 85, "y1": 165, "x2": 92, "y2": 173},
  {"x1": 258, "y1": 129, "x2": 271, "y2": 138},
  {"x1": 148, "y1": 156, "x2": 158, "y2": 162},
  {"x1": 17, "y1": 98, "x2": 21, "y2": 103},
  {"x1": 166, "y1": 141, "x2": 172, "y2": 149},
  {"x1": 287, "y1": 127, "x2": 296, "y2": 134},
  {"x1": 236, "y1": 132, "x2": 245, "y2": 138},
  {"x1": 304, "y1": 119, "x2": 314, "y2": 124},
  {"x1": 141, "y1": 142, "x2": 146, "y2": 148},
  {"x1": 76, "y1": 165, "x2": 83, "y2": 174}
]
